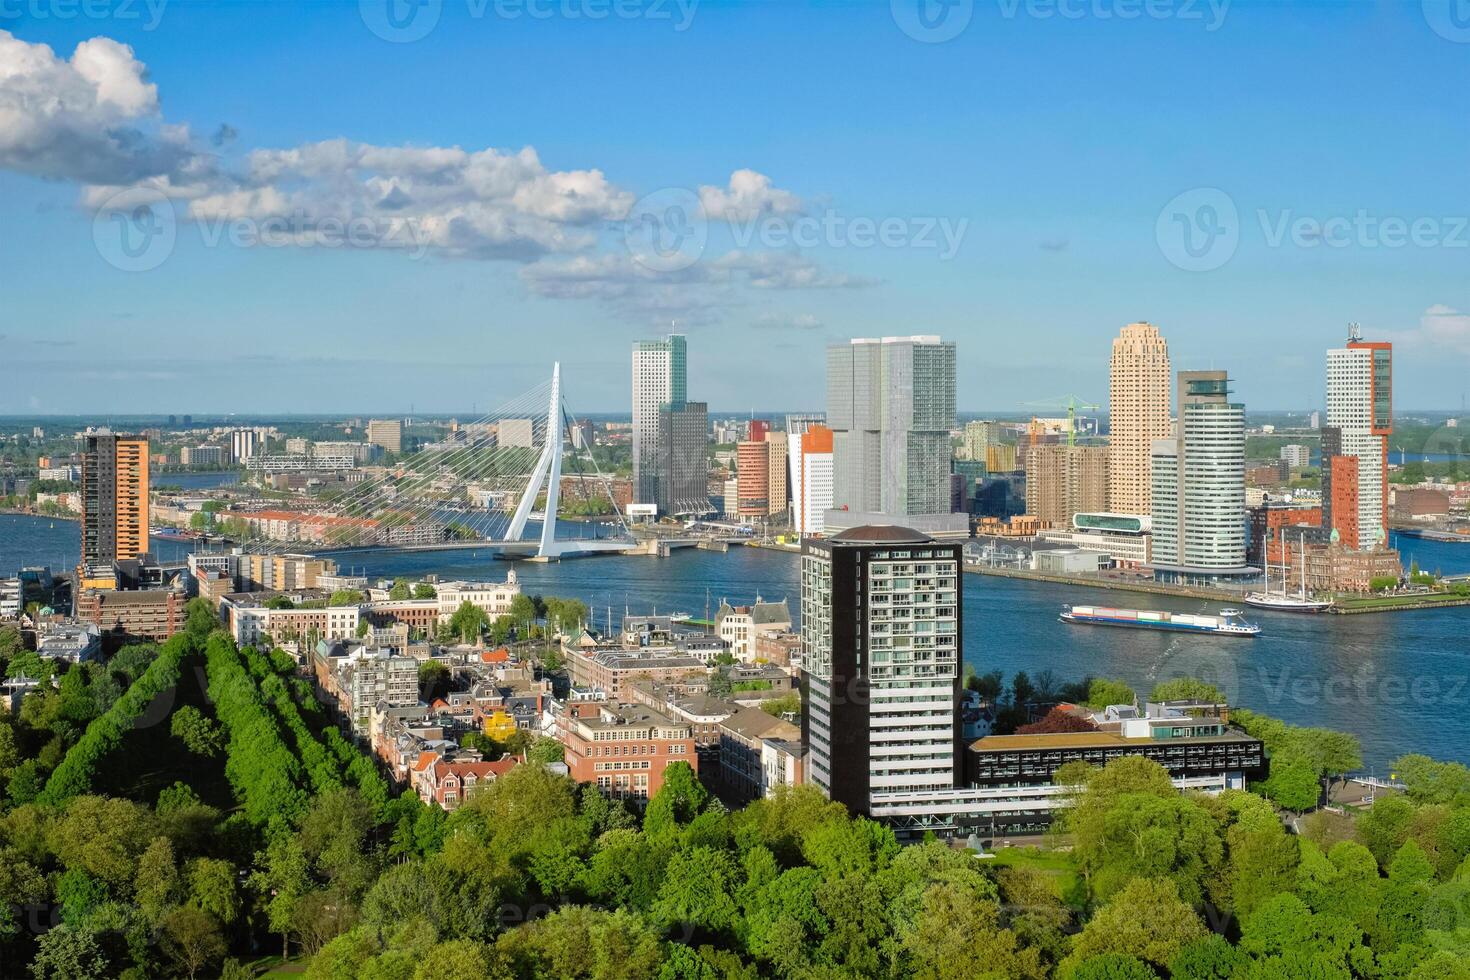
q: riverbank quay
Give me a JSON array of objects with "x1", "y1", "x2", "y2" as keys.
[{"x1": 963, "y1": 564, "x2": 1470, "y2": 615}]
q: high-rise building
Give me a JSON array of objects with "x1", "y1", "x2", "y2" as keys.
[
  {"x1": 985, "y1": 443, "x2": 1018, "y2": 473},
  {"x1": 801, "y1": 525, "x2": 963, "y2": 816},
  {"x1": 748, "y1": 419, "x2": 771, "y2": 443},
  {"x1": 1150, "y1": 372, "x2": 1247, "y2": 580},
  {"x1": 1108, "y1": 322, "x2": 1173, "y2": 516},
  {"x1": 80, "y1": 432, "x2": 150, "y2": 566},
  {"x1": 792, "y1": 424, "x2": 834, "y2": 536},
  {"x1": 1325, "y1": 328, "x2": 1392, "y2": 550},
  {"x1": 960, "y1": 420, "x2": 1002, "y2": 462},
  {"x1": 736, "y1": 440, "x2": 770, "y2": 518},
  {"x1": 230, "y1": 428, "x2": 260, "y2": 462},
  {"x1": 497, "y1": 418, "x2": 536, "y2": 449},
  {"x1": 765, "y1": 432, "x2": 789, "y2": 517},
  {"x1": 367, "y1": 419, "x2": 403, "y2": 454},
  {"x1": 1024, "y1": 444, "x2": 1108, "y2": 527},
  {"x1": 1280, "y1": 444, "x2": 1312, "y2": 469},
  {"x1": 632, "y1": 334, "x2": 688, "y2": 511},
  {"x1": 655, "y1": 401, "x2": 710, "y2": 516},
  {"x1": 827, "y1": 336, "x2": 957, "y2": 518}
]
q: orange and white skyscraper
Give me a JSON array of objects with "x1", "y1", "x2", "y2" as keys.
[
  {"x1": 791, "y1": 424, "x2": 834, "y2": 536},
  {"x1": 1108, "y1": 322, "x2": 1173, "y2": 515},
  {"x1": 1324, "y1": 326, "x2": 1392, "y2": 550}
]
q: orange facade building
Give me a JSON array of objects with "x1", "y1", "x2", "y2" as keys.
[{"x1": 80, "y1": 433, "x2": 149, "y2": 566}]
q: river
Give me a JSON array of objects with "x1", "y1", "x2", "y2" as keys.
[{"x1": 3, "y1": 514, "x2": 1467, "y2": 771}]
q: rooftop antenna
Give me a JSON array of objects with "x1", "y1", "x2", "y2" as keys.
[{"x1": 1347, "y1": 322, "x2": 1363, "y2": 343}]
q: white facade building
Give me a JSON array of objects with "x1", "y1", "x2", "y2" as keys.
[{"x1": 1326, "y1": 333, "x2": 1392, "y2": 550}]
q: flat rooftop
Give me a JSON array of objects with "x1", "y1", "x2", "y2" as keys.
[{"x1": 970, "y1": 728, "x2": 1260, "y2": 752}]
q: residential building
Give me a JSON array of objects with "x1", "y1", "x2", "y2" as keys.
[
  {"x1": 765, "y1": 432, "x2": 789, "y2": 517},
  {"x1": 231, "y1": 429, "x2": 260, "y2": 462},
  {"x1": 1108, "y1": 322, "x2": 1173, "y2": 515},
  {"x1": 1023, "y1": 444, "x2": 1108, "y2": 528},
  {"x1": 180, "y1": 445, "x2": 226, "y2": 467},
  {"x1": 567, "y1": 647, "x2": 708, "y2": 700},
  {"x1": 36, "y1": 623, "x2": 102, "y2": 663},
  {"x1": 714, "y1": 597, "x2": 792, "y2": 660},
  {"x1": 498, "y1": 418, "x2": 536, "y2": 449},
  {"x1": 826, "y1": 336, "x2": 958, "y2": 520},
  {"x1": 985, "y1": 443, "x2": 1018, "y2": 473},
  {"x1": 220, "y1": 595, "x2": 362, "y2": 647},
  {"x1": 960, "y1": 420, "x2": 1002, "y2": 463},
  {"x1": 412, "y1": 755, "x2": 518, "y2": 811},
  {"x1": 80, "y1": 432, "x2": 150, "y2": 566},
  {"x1": 736, "y1": 440, "x2": 770, "y2": 518},
  {"x1": 632, "y1": 333, "x2": 687, "y2": 511},
  {"x1": 1150, "y1": 372, "x2": 1249, "y2": 581},
  {"x1": 75, "y1": 588, "x2": 183, "y2": 641},
  {"x1": 367, "y1": 419, "x2": 403, "y2": 454},
  {"x1": 791, "y1": 424, "x2": 835, "y2": 537},
  {"x1": 801, "y1": 525, "x2": 962, "y2": 816},
  {"x1": 1280, "y1": 444, "x2": 1312, "y2": 469},
  {"x1": 559, "y1": 699, "x2": 697, "y2": 804},
  {"x1": 717, "y1": 706, "x2": 802, "y2": 805},
  {"x1": 341, "y1": 646, "x2": 421, "y2": 735},
  {"x1": 1325, "y1": 328, "x2": 1393, "y2": 549}
]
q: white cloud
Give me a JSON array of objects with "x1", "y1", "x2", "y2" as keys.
[
  {"x1": 2, "y1": 31, "x2": 872, "y2": 322},
  {"x1": 0, "y1": 30, "x2": 199, "y2": 184},
  {"x1": 699, "y1": 168, "x2": 803, "y2": 222},
  {"x1": 1385, "y1": 305, "x2": 1470, "y2": 358},
  {"x1": 752, "y1": 311, "x2": 824, "y2": 330}
]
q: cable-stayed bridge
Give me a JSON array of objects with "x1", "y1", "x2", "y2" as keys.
[{"x1": 243, "y1": 363, "x2": 647, "y2": 561}]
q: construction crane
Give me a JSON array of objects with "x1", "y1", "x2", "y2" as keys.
[{"x1": 1022, "y1": 395, "x2": 1103, "y2": 447}]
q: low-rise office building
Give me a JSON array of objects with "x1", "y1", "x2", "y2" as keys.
[{"x1": 558, "y1": 700, "x2": 697, "y2": 805}]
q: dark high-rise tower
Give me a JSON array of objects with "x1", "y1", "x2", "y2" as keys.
[{"x1": 80, "y1": 432, "x2": 149, "y2": 567}]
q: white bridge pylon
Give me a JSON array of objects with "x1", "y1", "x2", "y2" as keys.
[{"x1": 506, "y1": 362, "x2": 566, "y2": 557}]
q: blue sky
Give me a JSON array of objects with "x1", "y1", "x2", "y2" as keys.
[{"x1": 1, "y1": 0, "x2": 1467, "y2": 415}]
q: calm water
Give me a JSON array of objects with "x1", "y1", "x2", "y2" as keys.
[{"x1": 4, "y1": 514, "x2": 1468, "y2": 771}]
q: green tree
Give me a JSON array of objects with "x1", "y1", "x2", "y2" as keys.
[
  {"x1": 1061, "y1": 877, "x2": 1207, "y2": 975},
  {"x1": 412, "y1": 582, "x2": 438, "y2": 599},
  {"x1": 159, "y1": 905, "x2": 227, "y2": 980},
  {"x1": 1085, "y1": 678, "x2": 1136, "y2": 710},
  {"x1": 1149, "y1": 678, "x2": 1227, "y2": 703},
  {"x1": 170, "y1": 705, "x2": 224, "y2": 758},
  {"x1": 389, "y1": 578, "x2": 412, "y2": 600},
  {"x1": 1070, "y1": 953, "x2": 1160, "y2": 980},
  {"x1": 29, "y1": 924, "x2": 111, "y2": 980},
  {"x1": 419, "y1": 660, "x2": 452, "y2": 702},
  {"x1": 330, "y1": 589, "x2": 366, "y2": 606},
  {"x1": 447, "y1": 601, "x2": 488, "y2": 644}
]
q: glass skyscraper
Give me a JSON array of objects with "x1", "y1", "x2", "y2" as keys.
[{"x1": 826, "y1": 336, "x2": 957, "y2": 519}]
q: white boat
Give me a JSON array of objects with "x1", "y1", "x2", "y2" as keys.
[{"x1": 1245, "y1": 528, "x2": 1334, "y2": 613}]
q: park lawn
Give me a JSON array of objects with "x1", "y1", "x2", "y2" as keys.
[
  {"x1": 989, "y1": 846, "x2": 1088, "y2": 907},
  {"x1": 1335, "y1": 592, "x2": 1470, "y2": 611}
]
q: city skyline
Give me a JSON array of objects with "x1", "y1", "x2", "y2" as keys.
[{"x1": 3, "y1": 5, "x2": 1469, "y2": 413}]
